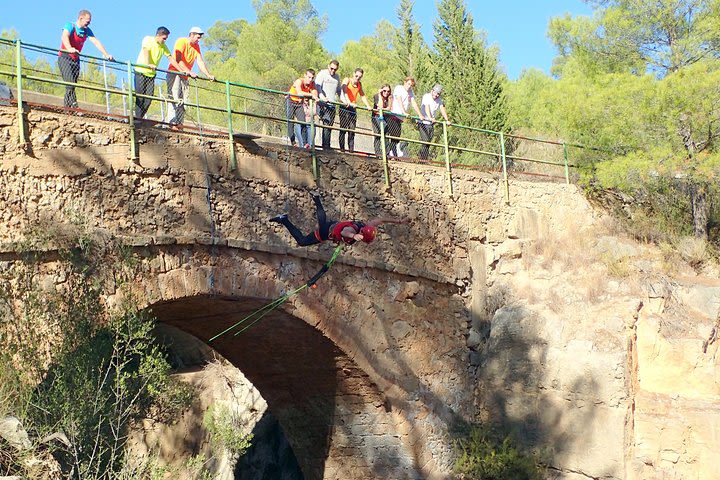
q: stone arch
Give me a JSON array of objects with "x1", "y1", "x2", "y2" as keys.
[{"x1": 124, "y1": 245, "x2": 440, "y2": 479}]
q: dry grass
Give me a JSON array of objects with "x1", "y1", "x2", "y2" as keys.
[
  {"x1": 600, "y1": 253, "x2": 633, "y2": 279},
  {"x1": 523, "y1": 228, "x2": 598, "y2": 272},
  {"x1": 675, "y1": 236, "x2": 710, "y2": 269}
]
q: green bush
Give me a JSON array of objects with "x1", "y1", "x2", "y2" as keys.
[
  {"x1": 0, "y1": 225, "x2": 195, "y2": 479},
  {"x1": 454, "y1": 426, "x2": 543, "y2": 480}
]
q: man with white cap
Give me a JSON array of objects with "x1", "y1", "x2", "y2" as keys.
[
  {"x1": 166, "y1": 26, "x2": 215, "y2": 127},
  {"x1": 418, "y1": 84, "x2": 450, "y2": 160}
]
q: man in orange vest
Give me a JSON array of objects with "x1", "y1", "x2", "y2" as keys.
[
  {"x1": 166, "y1": 26, "x2": 215, "y2": 127},
  {"x1": 339, "y1": 68, "x2": 371, "y2": 153},
  {"x1": 286, "y1": 69, "x2": 319, "y2": 148}
]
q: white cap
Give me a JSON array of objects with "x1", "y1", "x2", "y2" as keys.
[
  {"x1": 189, "y1": 26, "x2": 204, "y2": 35},
  {"x1": 432, "y1": 84, "x2": 443, "y2": 94}
]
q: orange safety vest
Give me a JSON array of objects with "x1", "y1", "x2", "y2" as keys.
[{"x1": 288, "y1": 80, "x2": 315, "y2": 103}]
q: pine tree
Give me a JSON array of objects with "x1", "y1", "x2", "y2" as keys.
[
  {"x1": 432, "y1": 0, "x2": 509, "y2": 134},
  {"x1": 393, "y1": 0, "x2": 431, "y2": 88}
]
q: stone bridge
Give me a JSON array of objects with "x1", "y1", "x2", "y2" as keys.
[{"x1": 1, "y1": 106, "x2": 668, "y2": 480}]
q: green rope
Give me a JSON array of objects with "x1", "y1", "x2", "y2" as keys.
[{"x1": 208, "y1": 244, "x2": 345, "y2": 342}]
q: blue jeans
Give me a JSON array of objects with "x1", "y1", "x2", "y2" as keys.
[
  {"x1": 317, "y1": 101, "x2": 336, "y2": 149},
  {"x1": 286, "y1": 98, "x2": 308, "y2": 146}
]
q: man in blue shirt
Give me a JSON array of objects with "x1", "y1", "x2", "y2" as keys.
[{"x1": 58, "y1": 10, "x2": 113, "y2": 108}]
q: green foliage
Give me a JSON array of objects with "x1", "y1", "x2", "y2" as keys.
[
  {"x1": 203, "y1": 404, "x2": 254, "y2": 457},
  {"x1": 510, "y1": 0, "x2": 720, "y2": 240},
  {"x1": 393, "y1": 0, "x2": 432, "y2": 90},
  {"x1": 454, "y1": 426, "x2": 544, "y2": 480},
  {"x1": 549, "y1": 0, "x2": 720, "y2": 76},
  {"x1": 338, "y1": 20, "x2": 397, "y2": 94},
  {"x1": 0, "y1": 223, "x2": 195, "y2": 478},
  {"x1": 432, "y1": 0, "x2": 510, "y2": 165},
  {"x1": 200, "y1": 0, "x2": 330, "y2": 135},
  {"x1": 205, "y1": 0, "x2": 328, "y2": 90}
]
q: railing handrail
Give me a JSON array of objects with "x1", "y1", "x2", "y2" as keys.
[
  {"x1": 0, "y1": 36, "x2": 600, "y2": 150},
  {"x1": 0, "y1": 36, "x2": 605, "y2": 200}
]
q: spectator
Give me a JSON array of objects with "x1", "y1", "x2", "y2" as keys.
[
  {"x1": 287, "y1": 69, "x2": 319, "y2": 148},
  {"x1": 371, "y1": 84, "x2": 392, "y2": 156},
  {"x1": 134, "y1": 27, "x2": 194, "y2": 120},
  {"x1": 339, "y1": 68, "x2": 371, "y2": 153},
  {"x1": 58, "y1": 9, "x2": 113, "y2": 108},
  {"x1": 418, "y1": 84, "x2": 450, "y2": 160},
  {"x1": 314, "y1": 60, "x2": 341, "y2": 149},
  {"x1": 166, "y1": 26, "x2": 215, "y2": 128},
  {"x1": 387, "y1": 77, "x2": 424, "y2": 157}
]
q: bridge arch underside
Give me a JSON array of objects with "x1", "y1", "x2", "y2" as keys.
[{"x1": 150, "y1": 294, "x2": 416, "y2": 480}]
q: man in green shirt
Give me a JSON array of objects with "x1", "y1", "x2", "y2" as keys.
[{"x1": 134, "y1": 26, "x2": 195, "y2": 120}]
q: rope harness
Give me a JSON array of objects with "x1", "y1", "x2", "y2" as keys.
[{"x1": 208, "y1": 243, "x2": 345, "y2": 342}]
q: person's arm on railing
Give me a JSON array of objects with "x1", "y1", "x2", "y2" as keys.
[
  {"x1": 166, "y1": 53, "x2": 196, "y2": 78},
  {"x1": 439, "y1": 104, "x2": 449, "y2": 124},
  {"x1": 88, "y1": 37, "x2": 113, "y2": 61},
  {"x1": 195, "y1": 54, "x2": 214, "y2": 81},
  {"x1": 340, "y1": 78, "x2": 350, "y2": 106},
  {"x1": 410, "y1": 94, "x2": 425, "y2": 121},
  {"x1": 360, "y1": 91, "x2": 371, "y2": 110},
  {"x1": 60, "y1": 29, "x2": 77, "y2": 55}
]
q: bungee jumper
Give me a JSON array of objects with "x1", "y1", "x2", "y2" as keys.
[
  {"x1": 209, "y1": 192, "x2": 407, "y2": 342},
  {"x1": 270, "y1": 192, "x2": 408, "y2": 246}
]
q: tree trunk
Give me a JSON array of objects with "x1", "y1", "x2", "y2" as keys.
[{"x1": 690, "y1": 181, "x2": 708, "y2": 240}]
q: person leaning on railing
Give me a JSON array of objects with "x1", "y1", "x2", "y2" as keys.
[
  {"x1": 418, "y1": 84, "x2": 450, "y2": 160},
  {"x1": 166, "y1": 26, "x2": 215, "y2": 128},
  {"x1": 286, "y1": 69, "x2": 319, "y2": 149},
  {"x1": 314, "y1": 60, "x2": 341, "y2": 150},
  {"x1": 133, "y1": 26, "x2": 196, "y2": 121},
  {"x1": 387, "y1": 76, "x2": 425, "y2": 157},
  {"x1": 58, "y1": 9, "x2": 114, "y2": 109},
  {"x1": 339, "y1": 68, "x2": 371, "y2": 153},
  {"x1": 371, "y1": 84, "x2": 392, "y2": 156}
]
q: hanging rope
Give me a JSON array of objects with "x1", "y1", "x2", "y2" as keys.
[
  {"x1": 208, "y1": 243, "x2": 345, "y2": 342},
  {"x1": 193, "y1": 79, "x2": 218, "y2": 292}
]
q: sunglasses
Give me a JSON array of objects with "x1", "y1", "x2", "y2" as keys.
[{"x1": 381, "y1": 89, "x2": 390, "y2": 93}]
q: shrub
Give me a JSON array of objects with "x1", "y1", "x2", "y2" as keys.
[
  {"x1": 454, "y1": 426, "x2": 543, "y2": 480},
  {"x1": 0, "y1": 226, "x2": 195, "y2": 478}
]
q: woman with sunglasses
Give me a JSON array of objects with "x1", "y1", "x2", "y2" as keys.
[{"x1": 371, "y1": 84, "x2": 392, "y2": 156}]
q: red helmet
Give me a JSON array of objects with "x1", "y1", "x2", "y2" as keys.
[{"x1": 359, "y1": 225, "x2": 377, "y2": 243}]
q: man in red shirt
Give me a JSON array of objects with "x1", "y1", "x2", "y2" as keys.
[
  {"x1": 58, "y1": 9, "x2": 113, "y2": 108},
  {"x1": 270, "y1": 193, "x2": 407, "y2": 246},
  {"x1": 166, "y1": 26, "x2": 215, "y2": 127}
]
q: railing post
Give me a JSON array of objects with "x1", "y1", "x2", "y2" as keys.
[
  {"x1": 121, "y1": 80, "x2": 127, "y2": 115},
  {"x1": 442, "y1": 121, "x2": 453, "y2": 197},
  {"x1": 226, "y1": 80, "x2": 237, "y2": 171},
  {"x1": 380, "y1": 115, "x2": 390, "y2": 189},
  {"x1": 499, "y1": 131, "x2": 510, "y2": 204},
  {"x1": 309, "y1": 98, "x2": 319, "y2": 180},
  {"x1": 563, "y1": 142, "x2": 570, "y2": 184},
  {"x1": 102, "y1": 60, "x2": 111, "y2": 114},
  {"x1": 126, "y1": 61, "x2": 137, "y2": 161},
  {"x1": 15, "y1": 39, "x2": 27, "y2": 147},
  {"x1": 244, "y1": 97, "x2": 248, "y2": 133}
]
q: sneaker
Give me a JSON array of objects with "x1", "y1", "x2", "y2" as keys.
[
  {"x1": 304, "y1": 143, "x2": 311, "y2": 149},
  {"x1": 269, "y1": 213, "x2": 288, "y2": 223}
]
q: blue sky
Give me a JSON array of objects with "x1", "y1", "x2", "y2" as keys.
[{"x1": 1, "y1": 1, "x2": 592, "y2": 80}]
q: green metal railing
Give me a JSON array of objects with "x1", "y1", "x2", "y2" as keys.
[{"x1": 0, "y1": 37, "x2": 604, "y2": 201}]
